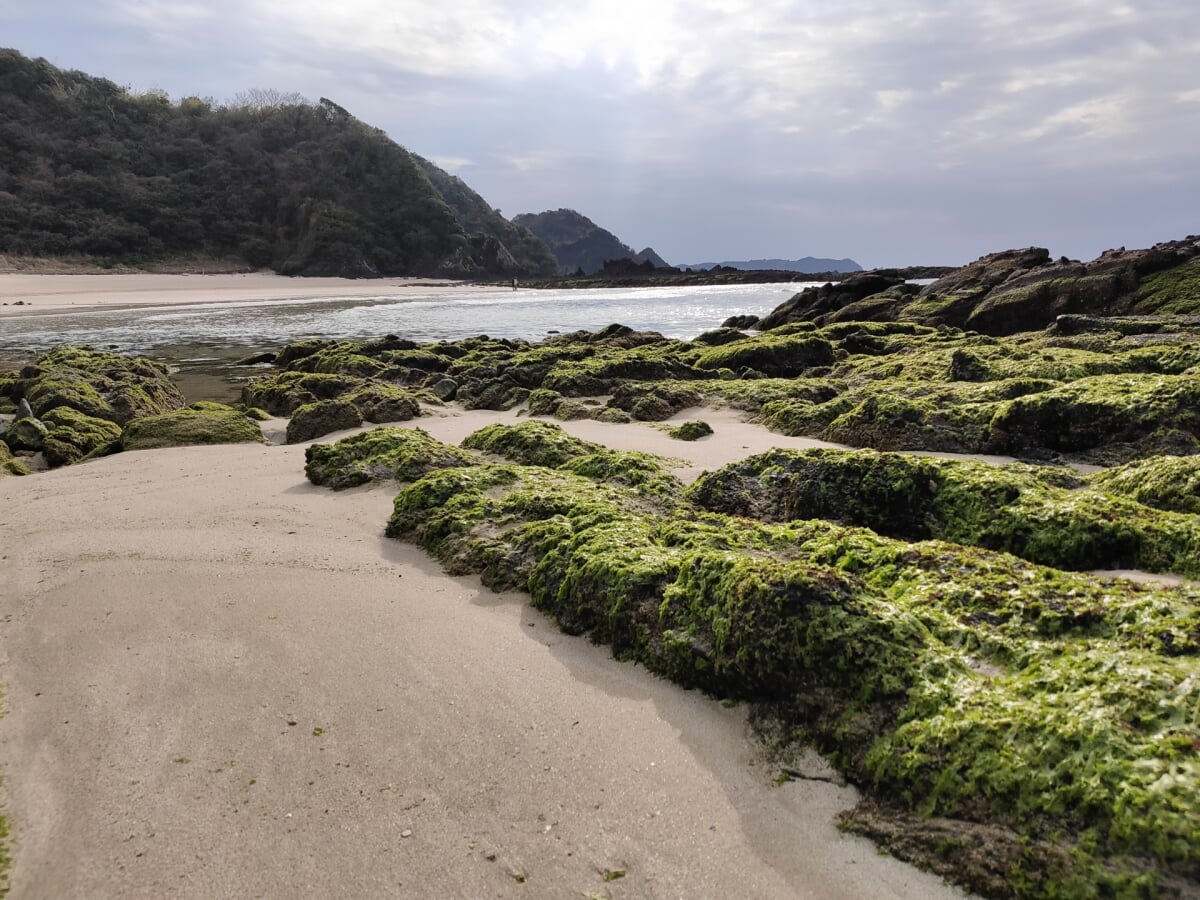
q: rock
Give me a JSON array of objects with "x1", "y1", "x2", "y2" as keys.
[
  {"x1": 694, "y1": 333, "x2": 836, "y2": 378},
  {"x1": 721, "y1": 314, "x2": 760, "y2": 329},
  {"x1": 286, "y1": 400, "x2": 363, "y2": 444},
  {"x1": 121, "y1": 403, "x2": 267, "y2": 451},
  {"x1": 757, "y1": 272, "x2": 908, "y2": 330},
  {"x1": 693, "y1": 327, "x2": 748, "y2": 346},
  {"x1": 41, "y1": 407, "x2": 122, "y2": 466},
  {"x1": 305, "y1": 426, "x2": 477, "y2": 489},
  {"x1": 16, "y1": 397, "x2": 33, "y2": 419},
  {"x1": 429, "y1": 377, "x2": 459, "y2": 402},
  {"x1": 0, "y1": 440, "x2": 30, "y2": 476},
  {"x1": 234, "y1": 352, "x2": 277, "y2": 366},
  {"x1": 669, "y1": 420, "x2": 713, "y2": 441},
  {"x1": 345, "y1": 384, "x2": 421, "y2": 423},
  {"x1": 5, "y1": 416, "x2": 47, "y2": 452}
]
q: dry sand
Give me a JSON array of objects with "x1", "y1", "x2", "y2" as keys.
[
  {"x1": 0, "y1": 417, "x2": 969, "y2": 899},
  {"x1": 0, "y1": 272, "x2": 479, "y2": 315}
]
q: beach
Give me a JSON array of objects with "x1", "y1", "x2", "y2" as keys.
[
  {"x1": 0, "y1": 272, "x2": 480, "y2": 316},
  {"x1": 0, "y1": 277, "x2": 967, "y2": 898}
]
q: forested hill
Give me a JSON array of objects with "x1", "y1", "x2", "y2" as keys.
[
  {"x1": 0, "y1": 49, "x2": 557, "y2": 278},
  {"x1": 513, "y1": 208, "x2": 669, "y2": 275}
]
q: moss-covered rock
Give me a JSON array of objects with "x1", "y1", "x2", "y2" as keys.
[
  {"x1": 17, "y1": 346, "x2": 185, "y2": 425},
  {"x1": 525, "y1": 388, "x2": 564, "y2": 416},
  {"x1": 607, "y1": 383, "x2": 703, "y2": 422},
  {"x1": 242, "y1": 371, "x2": 363, "y2": 416},
  {"x1": 41, "y1": 406, "x2": 122, "y2": 466},
  {"x1": 4, "y1": 416, "x2": 47, "y2": 452},
  {"x1": 343, "y1": 383, "x2": 421, "y2": 423},
  {"x1": 285, "y1": 400, "x2": 363, "y2": 444},
  {"x1": 687, "y1": 448, "x2": 1200, "y2": 577},
  {"x1": 669, "y1": 420, "x2": 713, "y2": 441},
  {"x1": 305, "y1": 426, "x2": 477, "y2": 489},
  {"x1": 121, "y1": 403, "x2": 266, "y2": 451},
  {"x1": 986, "y1": 373, "x2": 1200, "y2": 458},
  {"x1": 694, "y1": 332, "x2": 836, "y2": 377},
  {"x1": 1092, "y1": 455, "x2": 1200, "y2": 514},
  {"x1": 377, "y1": 445, "x2": 1200, "y2": 895},
  {"x1": 0, "y1": 440, "x2": 29, "y2": 476},
  {"x1": 461, "y1": 420, "x2": 601, "y2": 467}
]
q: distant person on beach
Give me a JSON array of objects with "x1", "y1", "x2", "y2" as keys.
[{"x1": 512, "y1": 278, "x2": 518, "y2": 291}]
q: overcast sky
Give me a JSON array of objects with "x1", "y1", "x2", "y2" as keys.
[{"x1": 4, "y1": 0, "x2": 1198, "y2": 266}]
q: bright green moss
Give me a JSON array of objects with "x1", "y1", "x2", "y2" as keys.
[
  {"x1": 40, "y1": 406, "x2": 122, "y2": 466},
  {"x1": 1134, "y1": 258, "x2": 1200, "y2": 314},
  {"x1": 462, "y1": 420, "x2": 601, "y2": 467},
  {"x1": 121, "y1": 403, "x2": 265, "y2": 451},
  {"x1": 694, "y1": 333, "x2": 835, "y2": 377},
  {"x1": 1093, "y1": 455, "x2": 1200, "y2": 514},
  {"x1": 305, "y1": 426, "x2": 477, "y2": 489},
  {"x1": 241, "y1": 371, "x2": 363, "y2": 416},
  {"x1": 0, "y1": 440, "x2": 30, "y2": 476},
  {"x1": 669, "y1": 420, "x2": 713, "y2": 441},
  {"x1": 369, "y1": 429, "x2": 1200, "y2": 893}
]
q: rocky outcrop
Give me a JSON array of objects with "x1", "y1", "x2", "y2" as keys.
[
  {"x1": 754, "y1": 237, "x2": 1200, "y2": 336},
  {"x1": 756, "y1": 272, "x2": 910, "y2": 330}
]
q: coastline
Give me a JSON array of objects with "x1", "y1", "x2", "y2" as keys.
[
  {"x1": 0, "y1": 272, "x2": 479, "y2": 316},
  {"x1": 0, "y1": 426, "x2": 966, "y2": 899}
]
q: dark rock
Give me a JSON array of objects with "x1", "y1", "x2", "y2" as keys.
[
  {"x1": 757, "y1": 272, "x2": 909, "y2": 330},
  {"x1": 429, "y1": 377, "x2": 459, "y2": 402},
  {"x1": 16, "y1": 397, "x2": 33, "y2": 419},
  {"x1": 285, "y1": 400, "x2": 363, "y2": 444},
  {"x1": 721, "y1": 314, "x2": 760, "y2": 329},
  {"x1": 234, "y1": 352, "x2": 277, "y2": 366},
  {"x1": 5, "y1": 416, "x2": 47, "y2": 452}
]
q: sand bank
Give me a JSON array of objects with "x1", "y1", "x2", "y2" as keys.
[
  {"x1": 0, "y1": 419, "x2": 967, "y2": 898},
  {"x1": 0, "y1": 272, "x2": 479, "y2": 316}
]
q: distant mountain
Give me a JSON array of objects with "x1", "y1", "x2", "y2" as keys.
[
  {"x1": 683, "y1": 257, "x2": 863, "y2": 273},
  {"x1": 0, "y1": 48, "x2": 557, "y2": 278},
  {"x1": 512, "y1": 209, "x2": 670, "y2": 275}
]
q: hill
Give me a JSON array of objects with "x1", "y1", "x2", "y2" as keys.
[
  {"x1": 512, "y1": 208, "x2": 669, "y2": 275},
  {"x1": 684, "y1": 256, "x2": 862, "y2": 273},
  {"x1": 0, "y1": 49, "x2": 556, "y2": 278}
]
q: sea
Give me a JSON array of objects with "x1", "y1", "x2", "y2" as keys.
[{"x1": 0, "y1": 281, "x2": 816, "y2": 403}]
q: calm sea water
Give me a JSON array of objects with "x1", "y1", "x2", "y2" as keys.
[
  {"x1": 0, "y1": 281, "x2": 813, "y2": 402},
  {"x1": 0, "y1": 282, "x2": 812, "y2": 354}
]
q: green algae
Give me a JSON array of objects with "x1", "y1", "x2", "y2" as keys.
[
  {"x1": 461, "y1": 420, "x2": 601, "y2": 467},
  {"x1": 669, "y1": 420, "x2": 713, "y2": 441},
  {"x1": 304, "y1": 426, "x2": 478, "y2": 490},
  {"x1": 121, "y1": 403, "x2": 265, "y2": 451},
  {"x1": 1093, "y1": 456, "x2": 1200, "y2": 515},
  {"x1": 687, "y1": 448, "x2": 1200, "y2": 577},
  {"x1": 361, "y1": 426, "x2": 1200, "y2": 894},
  {"x1": 0, "y1": 440, "x2": 29, "y2": 477},
  {"x1": 693, "y1": 332, "x2": 835, "y2": 377},
  {"x1": 1134, "y1": 258, "x2": 1200, "y2": 315},
  {"x1": 40, "y1": 406, "x2": 122, "y2": 466}
]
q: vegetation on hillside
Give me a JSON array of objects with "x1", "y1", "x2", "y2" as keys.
[{"x1": 0, "y1": 49, "x2": 555, "y2": 277}]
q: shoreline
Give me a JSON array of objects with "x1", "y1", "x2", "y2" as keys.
[
  {"x1": 0, "y1": 431, "x2": 967, "y2": 899},
  {"x1": 0, "y1": 272, "x2": 481, "y2": 316}
]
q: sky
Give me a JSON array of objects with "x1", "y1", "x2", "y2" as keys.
[{"x1": 3, "y1": 1, "x2": 1198, "y2": 267}]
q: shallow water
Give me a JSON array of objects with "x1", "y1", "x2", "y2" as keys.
[
  {"x1": 0, "y1": 282, "x2": 813, "y2": 404},
  {"x1": 0, "y1": 282, "x2": 812, "y2": 354}
]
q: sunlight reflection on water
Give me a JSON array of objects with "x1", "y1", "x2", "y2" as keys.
[{"x1": 0, "y1": 282, "x2": 813, "y2": 354}]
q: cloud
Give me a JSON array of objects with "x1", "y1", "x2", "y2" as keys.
[{"x1": 4, "y1": 0, "x2": 1198, "y2": 265}]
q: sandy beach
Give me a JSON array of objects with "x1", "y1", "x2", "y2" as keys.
[
  {"x1": 0, "y1": 412, "x2": 970, "y2": 899},
  {"x1": 0, "y1": 272, "x2": 480, "y2": 316},
  {"x1": 0, "y1": 273, "x2": 968, "y2": 898}
]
